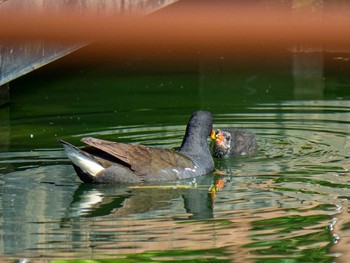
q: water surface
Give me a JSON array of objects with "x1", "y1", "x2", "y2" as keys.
[{"x1": 1, "y1": 52, "x2": 350, "y2": 262}]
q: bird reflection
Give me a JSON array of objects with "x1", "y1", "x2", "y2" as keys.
[
  {"x1": 209, "y1": 174, "x2": 226, "y2": 201},
  {"x1": 66, "y1": 175, "x2": 217, "y2": 220}
]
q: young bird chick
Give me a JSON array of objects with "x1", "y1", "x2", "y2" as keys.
[{"x1": 212, "y1": 128, "x2": 258, "y2": 158}]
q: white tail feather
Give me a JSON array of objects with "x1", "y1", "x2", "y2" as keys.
[{"x1": 63, "y1": 144, "x2": 104, "y2": 176}]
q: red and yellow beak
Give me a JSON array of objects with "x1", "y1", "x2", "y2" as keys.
[{"x1": 210, "y1": 129, "x2": 224, "y2": 144}]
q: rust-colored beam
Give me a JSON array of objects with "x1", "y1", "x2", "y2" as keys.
[{"x1": 1, "y1": 4, "x2": 350, "y2": 59}]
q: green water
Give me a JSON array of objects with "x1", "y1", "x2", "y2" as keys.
[{"x1": 1, "y1": 52, "x2": 350, "y2": 262}]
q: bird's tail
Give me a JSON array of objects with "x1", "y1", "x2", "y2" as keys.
[{"x1": 60, "y1": 140, "x2": 104, "y2": 177}]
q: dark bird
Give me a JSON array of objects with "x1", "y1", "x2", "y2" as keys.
[
  {"x1": 60, "y1": 110, "x2": 214, "y2": 184},
  {"x1": 212, "y1": 128, "x2": 258, "y2": 158}
]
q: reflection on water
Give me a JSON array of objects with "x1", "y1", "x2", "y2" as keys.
[{"x1": 1, "y1": 52, "x2": 350, "y2": 261}]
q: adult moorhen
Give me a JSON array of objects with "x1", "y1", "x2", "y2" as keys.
[
  {"x1": 60, "y1": 110, "x2": 215, "y2": 184},
  {"x1": 212, "y1": 128, "x2": 258, "y2": 158}
]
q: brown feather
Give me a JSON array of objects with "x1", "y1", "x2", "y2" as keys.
[{"x1": 81, "y1": 137, "x2": 194, "y2": 176}]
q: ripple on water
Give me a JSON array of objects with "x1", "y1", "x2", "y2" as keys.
[{"x1": 1, "y1": 100, "x2": 350, "y2": 261}]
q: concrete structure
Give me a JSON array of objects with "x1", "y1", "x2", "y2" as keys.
[{"x1": 0, "y1": 0, "x2": 177, "y2": 105}]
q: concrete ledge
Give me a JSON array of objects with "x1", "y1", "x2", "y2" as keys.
[{"x1": 0, "y1": 0, "x2": 177, "y2": 87}]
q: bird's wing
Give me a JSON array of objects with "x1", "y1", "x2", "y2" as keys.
[{"x1": 81, "y1": 137, "x2": 194, "y2": 176}]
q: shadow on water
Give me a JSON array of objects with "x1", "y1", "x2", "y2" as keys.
[{"x1": 1, "y1": 51, "x2": 350, "y2": 261}]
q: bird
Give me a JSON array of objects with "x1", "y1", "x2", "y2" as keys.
[
  {"x1": 212, "y1": 128, "x2": 258, "y2": 158},
  {"x1": 60, "y1": 110, "x2": 215, "y2": 184}
]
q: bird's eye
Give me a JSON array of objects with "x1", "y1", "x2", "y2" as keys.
[{"x1": 225, "y1": 136, "x2": 230, "y2": 141}]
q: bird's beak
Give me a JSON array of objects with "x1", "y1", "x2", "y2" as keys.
[
  {"x1": 210, "y1": 129, "x2": 216, "y2": 140},
  {"x1": 214, "y1": 131, "x2": 224, "y2": 143}
]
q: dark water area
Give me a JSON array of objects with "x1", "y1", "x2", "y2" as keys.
[{"x1": 1, "y1": 51, "x2": 350, "y2": 262}]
